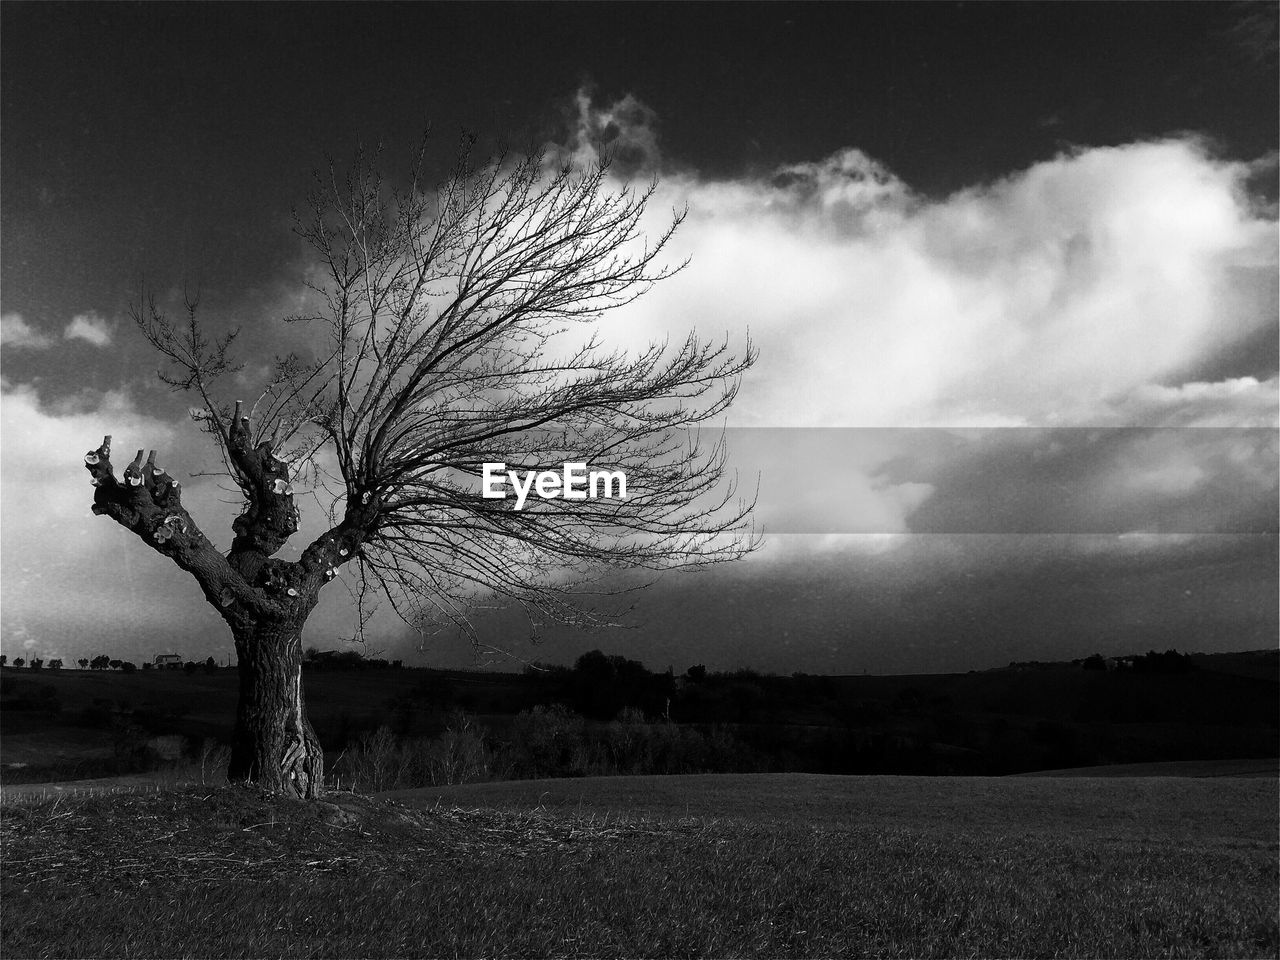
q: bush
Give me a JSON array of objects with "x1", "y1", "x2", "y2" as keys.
[
  {"x1": 334, "y1": 714, "x2": 500, "y2": 792},
  {"x1": 424, "y1": 714, "x2": 492, "y2": 785},
  {"x1": 335, "y1": 726, "x2": 414, "y2": 793},
  {"x1": 196, "y1": 738, "x2": 232, "y2": 785},
  {"x1": 505, "y1": 704, "x2": 589, "y2": 778}
]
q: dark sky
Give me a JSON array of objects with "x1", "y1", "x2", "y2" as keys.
[
  {"x1": 4, "y1": 2, "x2": 1276, "y2": 334},
  {"x1": 2, "y1": 2, "x2": 1276, "y2": 671}
]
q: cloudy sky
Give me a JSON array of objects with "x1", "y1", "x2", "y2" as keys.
[{"x1": 2, "y1": 3, "x2": 1276, "y2": 672}]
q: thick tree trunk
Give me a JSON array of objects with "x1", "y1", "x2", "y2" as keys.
[{"x1": 227, "y1": 619, "x2": 324, "y2": 798}]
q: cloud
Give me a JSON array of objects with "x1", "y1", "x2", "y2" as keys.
[
  {"x1": 561, "y1": 102, "x2": 1277, "y2": 430},
  {"x1": 769, "y1": 148, "x2": 912, "y2": 224},
  {"x1": 63, "y1": 312, "x2": 114, "y2": 347},
  {"x1": 1105, "y1": 376, "x2": 1279, "y2": 427},
  {"x1": 557, "y1": 88, "x2": 663, "y2": 176},
  {"x1": 1, "y1": 313, "x2": 54, "y2": 349},
  {"x1": 0, "y1": 310, "x2": 116, "y2": 351},
  {"x1": 716, "y1": 425, "x2": 1277, "y2": 536},
  {"x1": 897, "y1": 428, "x2": 1278, "y2": 535}
]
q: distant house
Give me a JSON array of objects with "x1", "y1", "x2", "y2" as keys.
[{"x1": 154, "y1": 653, "x2": 183, "y2": 669}]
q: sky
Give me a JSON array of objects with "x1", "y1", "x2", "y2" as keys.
[{"x1": 2, "y1": 2, "x2": 1277, "y2": 673}]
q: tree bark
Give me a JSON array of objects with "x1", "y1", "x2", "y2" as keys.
[{"x1": 228, "y1": 618, "x2": 324, "y2": 798}]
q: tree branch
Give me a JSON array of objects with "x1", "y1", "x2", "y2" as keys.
[{"x1": 83, "y1": 435, "x2": 285, "y2": 624}]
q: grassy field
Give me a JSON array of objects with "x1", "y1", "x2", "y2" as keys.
[{"x1": 3, "y1": 772, "x2": 1276, "y2": 958}]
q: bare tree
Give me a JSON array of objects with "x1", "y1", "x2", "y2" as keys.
[{"x1": 84, "y1": 138, "x2": 757, "y2": 798}]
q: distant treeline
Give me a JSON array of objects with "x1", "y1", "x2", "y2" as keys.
[
  {"x1": 317, "y1": 647, "x2": 1277, "y2": 787},
  {"x1": 303, "y1": 649, "x2": 404, "y2": 671},
  {"x1": 0, "y1": 654, "x2": 219, "y2": 674}
]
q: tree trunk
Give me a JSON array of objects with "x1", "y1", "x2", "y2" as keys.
[{"x1": 227, "y1": 618, "x2": 324, "y2": 798}]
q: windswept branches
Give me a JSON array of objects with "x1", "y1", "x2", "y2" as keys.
[
  {"x1": 110, "y1": 135, "x2": 756, "y2": 646},
  {"x1": 287, "y1": 138, "x2": 758, "y2": 636},
  {"x1": 295, "y1": 144, "x2": 691, "y2": 494}
]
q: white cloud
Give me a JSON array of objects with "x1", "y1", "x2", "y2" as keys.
[
  {"x1": 1106, "y1": 376, "x2": 1279, "y2": 427},
  {"x1": 566, "y1": 101, "x2": 1276, "y2": 429},
  {"x1": 1, "y1": 313, "x2": 54, "y2": 349},
  {"x1": 63, "y1": 312, "x2": 114, "y2": 347}
]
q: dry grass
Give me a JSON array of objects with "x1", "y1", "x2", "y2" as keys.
[{"x1": 2, "y1": 775, "x2": 1276, "y2": 958}]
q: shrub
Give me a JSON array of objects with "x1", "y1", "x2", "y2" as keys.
[
  {"x1": 334, "y1": 715, "x2": 499, "y2": 793},
  {"x1": 339, "y1": 726, "x2": 404, "y2": 793},
  {"x1": 505, "y1": 704, "x2": 589, "y2": 778},
  {"x1": 424, "y1": 714, "x2": 492, "y2": 785},
  {"x1": 197, "y1": 738, "x2": 233, "y2": 785}
]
